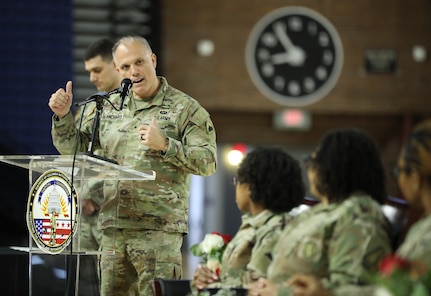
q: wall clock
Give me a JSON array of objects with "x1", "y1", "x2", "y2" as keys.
[{"x1": 245, "y1": 6, "x2": 343, "y2": 107}]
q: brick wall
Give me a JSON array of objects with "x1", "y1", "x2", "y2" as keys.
[
  {"x1": 161, "y1": 0, "x2": 431, "y2": 196},
  {"x1": 162, "y1": 0, "x2": 431, "y2": 114}
]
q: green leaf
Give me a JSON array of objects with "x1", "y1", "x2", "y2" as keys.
[
  {"x1": 190, "y1": 244, "x2": 204, "y2": 257},
  {"x1": 379, "y1": 270, "x2": 413, "y2": 296},
  {"x1": 410, "y1": 283, "x2": 429, "y2": 296}
]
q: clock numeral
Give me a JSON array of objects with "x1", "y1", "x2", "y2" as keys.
[
  {"x1": 261, "y1": 32, "x2": 278, "y2": 47},
  {"x1": 257, "y1": 48, "x2": 271, "y2": 62},
  {"x1": 273, "y1": 76, "x2": 286, "y2": 91},
  {"x1": 318, "y1": 32, "x2": 330, "y2": 47},
  {"x1": 303, "y1": 77, "x2": 316, "y2": 93},
  {"x1": 308, "y1": 22, "x2": 318, "y2": 35},
  {"x1": 315, "y1": 66, "x2": 328, "y2": 80},
  {"x1": 288, "y1": 17, "x2": 303, "y2": 31},
  {"x1": 322, "y1": 50, "x2": 333, "y2": 65},
  {"x1": 288, "y1": 81, "x2": 301, "y2": 96},
  {"x1": 261, "y1": 63, "x2": 274, "y2": 77}
]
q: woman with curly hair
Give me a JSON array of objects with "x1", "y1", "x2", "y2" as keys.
[
  {"x1": 192, "y1": 146, "x2": 306, "y2": 291},
  {"x1": 393, "y1": 119, "x2": 431, "y2": 266},
  {"x1": 264, "y1": 121, "x2": 431, "y2": 296},
  {"x1": 248, "y1": 128, "x2": 392, "y2": 296}
]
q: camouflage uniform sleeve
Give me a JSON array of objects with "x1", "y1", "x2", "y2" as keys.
[
  {"x1": 325, "y1": 216, "x2": 431, "y2": 295},
  {"x1": 51, "y1": 111, "x2": 94, "y2": 155},
  {"x1": 396, "y1": 215, "x2": 431, "y2": 268},
  {"x1": 161, "y1": 105, "x2": 217, "y2": 176},
  {"x1": 246, "y1": 214, "x2": 293, "y2": 282},
  {"x1": 321, "y1": 208, "x2": 391, "y2": 291},
  {"x1": 215, "y1": 216, "x2": 254, "y2": 288}
]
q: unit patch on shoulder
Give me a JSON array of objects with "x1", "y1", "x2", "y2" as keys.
[{"x1": 26, "y1": 169, "x2": 78, "y2": 254}]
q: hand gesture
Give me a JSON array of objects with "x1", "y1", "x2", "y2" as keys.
[
  {"x1": 48, "y1": 80, "x2": 73, "y2": 118},
  {"x1": 138, "y1": 117, "x2": 168, "y2": 151}
]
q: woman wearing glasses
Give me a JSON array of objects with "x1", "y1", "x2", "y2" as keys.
[
  {"x1": 248, "y1": 128, "x2": 392, "y2": 296},
  {"x1": 393, "y1": 120, "x2": 431, "y2": 267},
  {"x1": 263, "y1": 121, "x2": 431, "y2": 296},
  {"x1": 192, "y1": 146, "x2": 305, "y2": 292}
]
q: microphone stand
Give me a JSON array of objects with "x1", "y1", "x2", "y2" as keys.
[{"x1": 75, "y1": 95, "x2": 119, "y2": 165}]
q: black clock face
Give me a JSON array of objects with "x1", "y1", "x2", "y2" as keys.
[{"x1": 245, "y1": 6, "x2": 343, "y2": 106}]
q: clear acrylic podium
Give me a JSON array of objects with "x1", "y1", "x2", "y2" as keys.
[{"x1": 0, "y1": 154, "x2": 156, "y2": 296}]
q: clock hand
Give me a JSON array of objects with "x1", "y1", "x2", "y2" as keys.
[
  {"x1": 273, "y1": 22, "x2": 306, "y2": 66},
  {"x1": 274, "y1": 22, "x2": 295, "y2": 51},
  {"x1": 272, "y1": 51, "x2": 307, "y2": 66}
]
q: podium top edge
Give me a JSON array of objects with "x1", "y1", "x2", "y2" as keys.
[{"x1": 0, "y1": 154, "x2": 156, "y2": 180}]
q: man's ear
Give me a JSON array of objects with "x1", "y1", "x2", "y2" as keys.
[{"x1": 152, "y1": 53, "x2": 157, "y2": 68}]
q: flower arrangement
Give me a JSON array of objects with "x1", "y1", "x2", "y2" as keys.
[
  {"x1": 373, "y1": 254, "x2": 431, "y2": 296},
  {"x1": 190, "y1": 231, "x2": 232, "y2": 276}
]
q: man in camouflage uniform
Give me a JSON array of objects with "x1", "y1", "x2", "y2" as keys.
[
  {"x1": 73, "y1": 38, "x2": 123, "y2": 296},
  {"x1": 75, "y1": 38, "x2": 123, "y2": 253},
  {"x1": 48, "y1": 36, "x2": 217, "y2": 296}
]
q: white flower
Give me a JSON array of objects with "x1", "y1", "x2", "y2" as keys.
[
  {"x1": 374, "y1": 286, "x2": 394, "y2": 296},
  {"x1": 200, "y1": 233, "x2": 224, "y2": 254}
]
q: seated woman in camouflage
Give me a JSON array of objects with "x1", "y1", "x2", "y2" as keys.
[
  {"x1": 248, "y1": 128, "x2": 392, "y2": 296},
  {"x1": 393, "y1": 119, "x2": 431, "y2": 268},
  {"x1": 192, "y1": 146, "x2": 306, "y2": 291},
  {"x1": 279, "y1": 120, "x2": 431, "y2": 296}
]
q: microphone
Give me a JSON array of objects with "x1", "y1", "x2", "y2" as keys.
[{"x1": 119, "y1": 78, "x2": 132, "y2": 110}]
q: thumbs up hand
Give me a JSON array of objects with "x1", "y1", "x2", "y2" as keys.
[
  {"x1": 138, "y1": 117, "x2": 168, "y2": 152},
  {"x1": 48, "y1": 80, "x2": 74, "y2": 118}
]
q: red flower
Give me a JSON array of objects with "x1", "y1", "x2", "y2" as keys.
[
  {"x1": 215, "y1": 267, "x2": 221, "y2": 277},
  {"x1": 379, "y1": 253, "x2": 410, "y2": 277},
  {"x1": 211, "y1": 231, "x2": 232, "y2": 245}
]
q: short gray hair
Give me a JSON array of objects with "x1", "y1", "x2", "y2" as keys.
[{"x1": 112, "y1": 36, "x2": 153, "y2": 63}]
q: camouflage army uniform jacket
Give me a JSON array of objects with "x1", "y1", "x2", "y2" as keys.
[
  {"x1": 397, "y1": 214, "x2": 431, "y2": 268},
  {"x1": 266, "y1": 194, "x2": 392, "y2": 296},
  {"x1": 335, "y1": 214, "x2": 431, "y2": 296},
  {"x1": 52, "y1": 77, "x2": 217, "y2": 233},
  {"x1": 211, "y1": 210, "x2": 293, "y2": 288}
]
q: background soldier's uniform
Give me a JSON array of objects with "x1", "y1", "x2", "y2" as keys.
[
  {"x1": 324, "y1": 210, "x2": 431, "y2": 295},
  {"x1": 73, "y1": 104, "x2": 104, "y2": 296},
  {"x1": 52, "y1": 77, "x2": 217, "y2": 295},
  {"x1": 266, "y1": 194, "x2": 392, "y2": 296},
  {"x1": 73, "y1": 102, "x2": 104, "y2": 252},
  {"x1": 397, "y1": 214, "x2": 431, "y2": 268},
  {"x1": 208, "y1": 210, "x2": 294, "y2": 289}
]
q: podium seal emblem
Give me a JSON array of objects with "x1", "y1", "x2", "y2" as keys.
[{"x1": 27, "y1": 169, "x2": 78, "y2": 254}]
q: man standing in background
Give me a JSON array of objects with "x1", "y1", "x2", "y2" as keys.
[
  {"x1": 83, "y1": 38, "x2": 124, "y2": 98},
  {"x1": 76, "y1": 38, "x2": 123, "y2": 296},
  {"x1": 77, "y1": 38, "x2": 123, "y2": 251}
]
